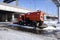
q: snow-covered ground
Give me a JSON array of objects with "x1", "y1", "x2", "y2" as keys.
[
  {"x1": 44, "y1": 20, "x2": 58, "y2": 26},
  {"x1": 44, "y1": 20, "x2": 60, "y2": 30},
  {"x1": 0, "y1": 27, "x2": 58, "y2": 40},
  {"x1": 0, "y1": 21, "x2": 60, "y2": 40}
]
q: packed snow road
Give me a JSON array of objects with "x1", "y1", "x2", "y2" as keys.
[{"x1": 0, "y1": 27, "x2": 59, "y2": 40}]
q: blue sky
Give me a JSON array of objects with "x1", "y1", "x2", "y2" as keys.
[{"x1": 0, "y1": 0, "x2": 57, "y2": 16}]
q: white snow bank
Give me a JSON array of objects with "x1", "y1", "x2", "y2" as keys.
[{"x1": 44, "y1": 20, "x2": 57, "y2": 26}]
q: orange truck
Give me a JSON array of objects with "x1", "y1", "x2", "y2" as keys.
[{"x1": 18, "y1": 11, "x2": 46, "y2": 29}]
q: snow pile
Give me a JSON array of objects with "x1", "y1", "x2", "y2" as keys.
[
  {"x1": 44, "y1": 20, "x2": 60, "y2": 32},
  {"x1": 54, "y1": 24, "x2": 60, "y2": 30},
  {"x1": 44, "y1": 26, "x2": 56, "y2": 30},
  {"x1": 44, "y1": 20, "x2": 57, "y2": 26}
]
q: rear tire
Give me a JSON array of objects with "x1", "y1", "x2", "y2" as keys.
[{"x1": 40, "y1": 23, "x2": 48, "y2": 29}]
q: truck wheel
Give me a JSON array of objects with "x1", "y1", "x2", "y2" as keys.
[
  {"x1": 39, "y1": 24, "x2": 48, "y2": 29},
  {"x1": 19, "y1": 21, "x2": 24, "y2": 25}
]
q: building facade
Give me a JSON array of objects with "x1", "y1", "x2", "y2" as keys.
[{"x1": 0, "y1": 3, "x2": 33, "y2": 22}]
